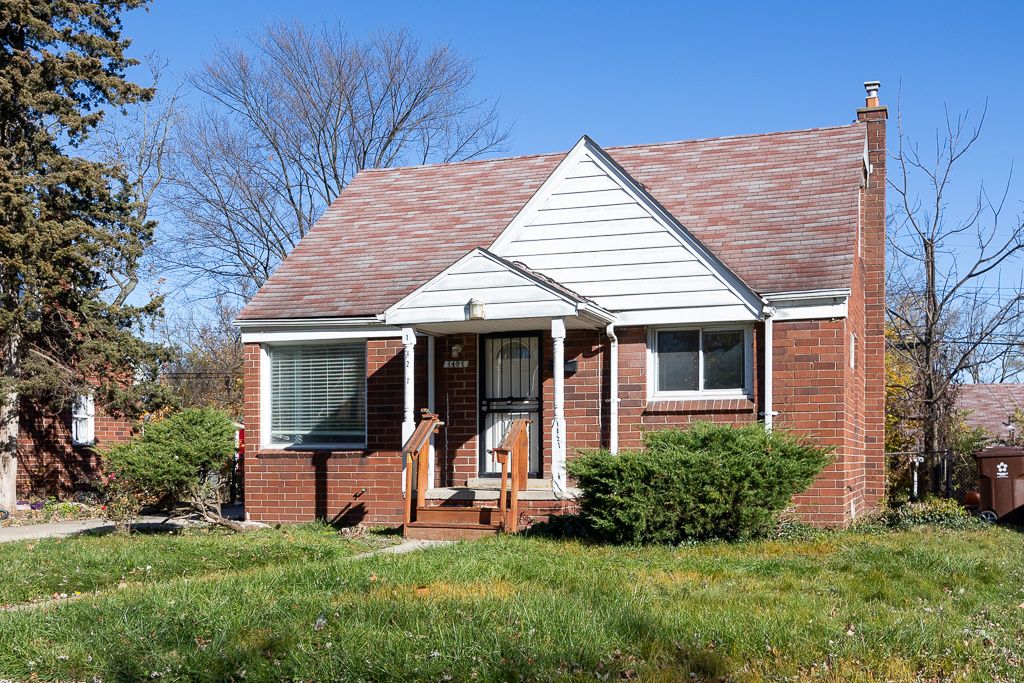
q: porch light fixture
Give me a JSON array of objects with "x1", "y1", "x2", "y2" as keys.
[{"x1": 467, "y1": 298, "x2": 486, "y2": 320}]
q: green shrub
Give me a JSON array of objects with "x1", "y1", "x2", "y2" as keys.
[
  {"x1": 872, "y1": 497, "x2": 981, "y2": 531},
  {"x1": 102, "y1": 408, "x2": 235, "y2": 528},
  {"x1": 568, "y1": 422, "x2": 833, "y2": 544}
]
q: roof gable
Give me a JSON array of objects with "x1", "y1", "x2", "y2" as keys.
[{"x1": 489, "y1": 137, "x2": 764, "y2": 323}]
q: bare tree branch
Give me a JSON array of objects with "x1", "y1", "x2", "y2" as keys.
[
  {"x1": 887, "y1": 97, "x2": 1024, "y2": 454},
  {"x1": 163, "y1": 22, "x2": 511, "y2": 301}
]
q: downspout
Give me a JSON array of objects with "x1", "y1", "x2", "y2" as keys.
[
  {"x1": 763, "y1": 308, "x2": 777, "y2": 431},
  {"x1": 606, "y1": 323, "x2": 619, "y2": 454}
]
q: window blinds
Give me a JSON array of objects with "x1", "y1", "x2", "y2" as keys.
[{"x1": 270, "y1": 342, "x2": 366, "y2": 445}]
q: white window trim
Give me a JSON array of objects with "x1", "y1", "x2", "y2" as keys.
[
  {"x1": 259, "y1": 341, "x2": 369, "y2": 450},
  {"x1": 71, "y1": 393, "x2": 96, "y2": 446},
  {"x1": 850, "y1": 333, "x2": 857, "y2": 369},
  {"x1": 646, "y1": 324, "x2": 754, "y2": 402}
]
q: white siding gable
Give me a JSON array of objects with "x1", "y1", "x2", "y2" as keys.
[
  {"x1": 384, "y1": 249, "x2": 581, "y2": 326},
  {"x1": 489, "y1": 137, "x2": 764, "y2": 324}
]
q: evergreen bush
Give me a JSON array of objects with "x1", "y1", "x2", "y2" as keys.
[
  {"x1": 101, "y1": 409, "x2": 235, "y2": 530},
  {"x1": 569, "y1": 422, "x2": 832, "y2": 544}
]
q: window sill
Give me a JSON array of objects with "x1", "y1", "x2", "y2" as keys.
[
  {"x1": 644, "y1": 396, "x2": 756, "y2": 414},
  {"x1": 256, "y1": 445, "x2": 369, "y2": 458}
]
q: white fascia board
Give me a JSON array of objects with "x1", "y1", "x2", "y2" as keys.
[
  {"x1": 576, "y1": 302, "x2": 617, "y2": 326},
  {"x1": 241, "y1": 325, "x2": 402, "y2": 344},
  {"x1": 615, "y1": 305, "x2": 759, "y2": 326},
  {"x1": 772, "y1": 301, "x2": 849, "y2": 321},
  {"x1": 488, "y1": 135, "x2": 766, "y2": 319},
  {"x1": 764, "y1": 289, "x2": 850, "y2": 321}
]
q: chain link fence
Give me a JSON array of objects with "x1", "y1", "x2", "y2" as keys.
[{"x1": 886, "y1": 450, "x2": 978, "y2": 502}]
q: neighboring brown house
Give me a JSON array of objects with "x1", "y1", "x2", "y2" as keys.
[
  {"x1": 957, "y1": 384, "x2": 1024, "y2": 442},
  {"x1": 235, "y1": 82, "x2": 888, "y2": 532},
  {"x1": 16, "y1": 396, "x2": 134, "y2": 499}
]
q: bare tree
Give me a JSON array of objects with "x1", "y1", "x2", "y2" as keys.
[
  {"x1": 91, "y1": 56, "x2": 182, "y2": 307},
  {"x1": 159, "y1": 298, "x2": 244, "y2": 418},
  {"x1": 887, "y1": 101, "x2": 1024, "y2": 457},
  {"x1": 164, "y1": 22, "x2": 510, "y2": 300}
]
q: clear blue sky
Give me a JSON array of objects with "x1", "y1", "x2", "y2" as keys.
[
  {"x1": 122, "y1": 0, "x2": 1023, "y2": 312},
  {"x1": 124, "y1": 1, "x2": 1021, "y2": 165}
]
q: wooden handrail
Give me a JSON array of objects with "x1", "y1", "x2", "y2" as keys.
[
  {"x1": 492, "y1": 418, "x2": 530, "y2": 532},
  {"x1": 402, "y1": 410, "x2": 443, "y2": 529}
]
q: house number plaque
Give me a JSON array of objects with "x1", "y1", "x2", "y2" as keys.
[{"x1": 443, "y1": 360, "x2": 470, "y2": 369}]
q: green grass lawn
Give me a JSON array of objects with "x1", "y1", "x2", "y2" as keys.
[
  {"x1": 1, "y1": 526, "x2": 1022, "y2": 682},
  {"x1": 0, "y1": 523, "x2": 379, "y2": 606}
]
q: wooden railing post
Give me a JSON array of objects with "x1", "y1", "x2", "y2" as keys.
[
  {"x1": 491, "y1": 418, "x2": 530, "y2": 533},
  {"x1": 401, "y1": 411, "x2": 443, "y2": 534},
  {"x1": 404, "y1": 455, "x2": 415, "y2": 528}
]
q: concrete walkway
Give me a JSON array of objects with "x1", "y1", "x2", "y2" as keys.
[
  {"x1": 0, "y1": 516, "x2": 195, "y2": 544},
  {"x1": 0, "y1": 504, "x2": 249, "y2": 544}
]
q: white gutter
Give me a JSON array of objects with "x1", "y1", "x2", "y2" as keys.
[
  {"x1": 606, "y1": 323, "x2": 620, "y2": 454},
  {"x1": 234, "y1": 316, "x2": 384, "y2": 329},
  {"x1": 763, "y1": 307, "x2": 777, "y2": 431}
]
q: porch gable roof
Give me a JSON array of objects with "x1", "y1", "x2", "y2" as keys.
[{"x1": 383, "y1": 248, "x2": 614, "y2": 333}]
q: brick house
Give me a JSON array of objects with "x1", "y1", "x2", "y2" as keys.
[
  {"x1": 16, "y1": 395, "x2": 134, "y2": 499},
  {"x1": 235, "y1": 82, "x2": 888, "y2": 533}
]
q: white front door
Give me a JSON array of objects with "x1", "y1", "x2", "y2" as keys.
[{"x1": 480, "y1": 334, "x2": 542, "y2": 476}]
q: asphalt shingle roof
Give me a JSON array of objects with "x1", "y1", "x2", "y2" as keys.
[
  {"x1": 238, "y1": 123, "x2": 867, "y2": 320},
  {"x1": 957, "y1": 384, "x2": 1024, "y2": 440}
]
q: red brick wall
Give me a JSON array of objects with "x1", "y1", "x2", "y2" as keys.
[
  {"x1": 243, "y1": 338, "x2": 427, "y2": 525},
  {"x1": 616, "y1": 326, "x2": 762, "y2": 451},
  {"x1": 435, "y1": 334, "x2": 478, "y2": 487},
  {"x1": 16, "y1": 399, "x2": 134, "y2": 498},
  {"x1": 245, "y1": 316, "x2": 884, "y2": 527},
  {"x1": 772, "y1": 319, "x2": 851, "y2": 524}
]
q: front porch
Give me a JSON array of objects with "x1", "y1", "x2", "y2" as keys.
[{"x1": 386, "y1": 249, "x2": 617, "y2": 537}]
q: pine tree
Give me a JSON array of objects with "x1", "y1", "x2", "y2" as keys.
[{"x1": 0, "y1": 0, "x2": 169, "y2": 509}]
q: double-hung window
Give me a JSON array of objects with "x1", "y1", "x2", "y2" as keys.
[
  {"x1": 269, "y1": 341, "x2": 367, "y2": 447},
  {"x1": 71, "y1": 394, "x2": 95, "y2": 446},
  {"x1": 650, "y1": 326, "x2": 751, "y2": 399}
]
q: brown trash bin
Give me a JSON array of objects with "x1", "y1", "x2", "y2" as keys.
[{"x1": 975, "y1": 447, "x2": 1024, "y2": 521}]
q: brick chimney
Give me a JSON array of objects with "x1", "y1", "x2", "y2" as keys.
[{"x1": 856, "y1": 81, "x2": 887, "y2": 510}]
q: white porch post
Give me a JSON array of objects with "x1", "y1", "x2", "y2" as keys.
[
  {"x1": 763, "y1": 311, "x2": 775, "y2": 432},
  {"x1": 426, "y1": 334, "x2": 436, "y2": 489},
  {"x1": 401, "y1": 327, "x2": 417, "y2": 444},
  {"x1": 551, "y1": 317, "x2": 567, "y2": 493},
  {"x1": 401, "y1": 327, "x2": 417, "y2": 495},
  {"x1": 606, "y1": 324, "x2": 619, "y2": 454}
]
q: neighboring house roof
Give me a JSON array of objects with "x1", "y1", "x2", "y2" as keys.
[
  {"x1": 957, "y1": 384, "x2": 1024, "y2": 440},
  {"x1": 238, "y1": 123, "x2": 867, "y2": 321}
]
